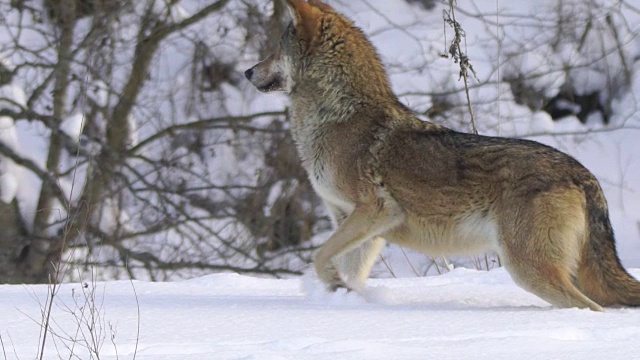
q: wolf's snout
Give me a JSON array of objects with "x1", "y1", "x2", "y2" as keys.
[
  {"x1": 244, "y1": 55, "x2": 286, "y2": 93},
  {"x1": 244, "y1": 68, "x2": 254, "y2": 80}
]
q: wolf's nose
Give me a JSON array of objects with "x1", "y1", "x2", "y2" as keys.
[{"x1": 244, "y1": 68, "x2": 254, "y2": 80}]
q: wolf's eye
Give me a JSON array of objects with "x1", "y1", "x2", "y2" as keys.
[{"x1": 287, "y1": 22, "x2": 296, "y2": 35}]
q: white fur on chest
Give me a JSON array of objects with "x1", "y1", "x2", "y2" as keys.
[
  {"x1": 291, "y1": 118, "x2": 355, "y2": 213},
  {"x1": 307, "y1": 162, "x2": 355, "y2": 214}
]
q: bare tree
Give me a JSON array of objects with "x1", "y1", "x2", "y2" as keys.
[
  {"x1": 0, "y1": 0, "x2": 328, "y2": 283},
  {"x1": 0, "y1": 0, "x2": 637, "y2": 283}
]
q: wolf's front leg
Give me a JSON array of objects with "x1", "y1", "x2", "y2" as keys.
[
  {"x1": 321, "y1": 205, "x2": 386, "y2": 291},
  {"x1": 318, "y1": 262, "x2": 349, "y2": 291},
  {"x1": 334, "y1": 237, "x2": 386, "y2": 291},
  {"x1": 320, "y1": 204, "x2": 351, "y2": 291},
  {"x1": 315, "y1": 202, "x2": 402, "y2": 292}
]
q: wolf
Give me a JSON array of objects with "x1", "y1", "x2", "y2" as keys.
[{"x1": 245, "y1": 0, "x2": 640, "y2": 310}]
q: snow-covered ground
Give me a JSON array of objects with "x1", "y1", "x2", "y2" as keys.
[{"x1": 2, "y1": 268, "x2": 640, "y2": 359}]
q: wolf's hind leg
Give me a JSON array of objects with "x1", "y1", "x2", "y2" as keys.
[
  {"x1": 500, "y1": 188, "x2": 603, "y2": 311},
  {"x1": 503, "y1": 258, "x2": 603, "y2": 311},
  {"x1": 315, "y1": 201, "x2": 402, "y2": 291}
]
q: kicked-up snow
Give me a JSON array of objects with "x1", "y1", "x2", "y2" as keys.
[{"x1": 2, "y1": 268, "x2": 639, "y2": 359}]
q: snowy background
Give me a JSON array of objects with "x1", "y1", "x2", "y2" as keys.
[{"x1": 1, "y1": 0, "x2": 640, "y2": 358}]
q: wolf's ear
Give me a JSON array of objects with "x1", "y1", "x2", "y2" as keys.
[
  {"x1": 308, "y1": 0, "x2": 335, "y2": 12},
  {"x1": 285, "y1": 0, "x2": 314, "y2": 26},
  {"x1": 284, "y1": 0, "x2": 321, "y2": 41}
]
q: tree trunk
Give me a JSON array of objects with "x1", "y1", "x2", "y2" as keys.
[
  {"x1": 18, "y1": 0, "x2": 77, "y2": 283},
  {"x1": 0, "y1": 200, "x2": 30, "y2": 283}
]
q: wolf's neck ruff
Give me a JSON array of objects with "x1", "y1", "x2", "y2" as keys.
[
  {"x1": 245, "y1": 0, "x2": 640, "y2": 311},
  {"x1": 290, "y1": 13, "x2": 395, "y2": 104}
]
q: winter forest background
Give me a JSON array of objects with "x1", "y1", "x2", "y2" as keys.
[{"x1": 0, "y1": 0, "x2": 639, "y2": 284}]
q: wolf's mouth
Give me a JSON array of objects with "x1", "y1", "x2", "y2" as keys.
[{"x1": 258, "y1": 78, "x2": 282, "y2": 93}]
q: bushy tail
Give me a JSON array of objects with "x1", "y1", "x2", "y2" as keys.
[{"x1": 577, "y1": 184, "x2": 640, "y2": 307}]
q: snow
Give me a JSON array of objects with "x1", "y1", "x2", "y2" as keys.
[
  {"x1": 60, "y1": 112, "x2": 85, "y2": 143},
  {"x1": 152, "y1": 1, "x2": 191, "y2": 23},
  {"x1": 0, "y1": 84, "x2": 26, "y2": 111},
  {"x1": 0, "y1": 172, "x2": 17, "y2": 203},
  {"x1": 504, "y1": 51, "x2": 566, "y2": 99},
  {"x1": 0, "y1": 115, "x2": 20, "y2": 204},
  {"x1": 2, "y1": 269, "x2": 640, "y2": 359}
]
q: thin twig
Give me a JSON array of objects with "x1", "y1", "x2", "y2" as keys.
[
  {"x1": 38, "y1": 2, "x2": 92, "y2": 356},
  {"x1": 38, "y1": 274, "x2": 59, "y2": 360},
  {"x1": 108, "y1": 323, "x2": 118, "y2": 360},
  {"x1": 400, "y1": 248, "x2": 420, "y2": 277},
  {"x1": 443, "y1": 0, "x2": 479, "y2": 134},
  {"x1": 378, "y1": 255, "x2": 396, "y2": 278},
  {"x1": 127, "y1": 261, "x2": 140, "y2": 360},
  {"x1": 0, "y1": 333, "x2": 7, "y2": 360},
  {"x1": 432, "y1": 257, "x2": 442, "y2": 275}
]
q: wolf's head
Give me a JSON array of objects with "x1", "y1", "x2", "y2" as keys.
[{"x1": 245, "y1": 0, "x2": 392, "y2": 98}]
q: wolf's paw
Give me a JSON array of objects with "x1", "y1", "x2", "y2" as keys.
[
  {"x1": 315, "y1": 262, "x2": 349, "y2": 290},
  {"x1": 328, "y1": 281, "x2": 351, "y2": 292},
  {"x1": 301, "y1": 267, "x2": 364, "y2": 305}
]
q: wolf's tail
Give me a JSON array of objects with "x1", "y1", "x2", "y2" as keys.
[{"x1": 576, "y1": 182, "x2": 640, "y2": 307}]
